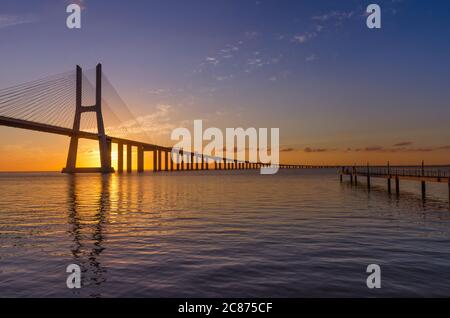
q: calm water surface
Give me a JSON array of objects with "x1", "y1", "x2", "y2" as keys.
[{"x1": 1, "y1": 169, "x2": 450, "y2": 297}]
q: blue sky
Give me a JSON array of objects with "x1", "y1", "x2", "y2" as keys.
[{"x1": 1, "y1": 0, "x2": 450, "y2": 165}]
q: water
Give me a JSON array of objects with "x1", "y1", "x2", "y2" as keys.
[{"x1": 1, "y1": 169, "x2": 450, "y2": 297}]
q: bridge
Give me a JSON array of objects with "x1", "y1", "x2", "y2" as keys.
[{"x1": 0, "y1": 64, "x2": 321, "y2": 173}]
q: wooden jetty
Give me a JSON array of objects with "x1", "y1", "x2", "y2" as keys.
[{"x1": 340, "y1": 162, "x2": 450, "y2": 202}]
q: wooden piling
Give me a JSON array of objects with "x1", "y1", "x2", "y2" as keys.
[{"x1": 421, "y1": 181, "x2": 426, "y2": 200}]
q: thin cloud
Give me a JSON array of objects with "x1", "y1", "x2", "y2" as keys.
[
  {"x1": 312, "y1": 11, "x2": 355, "y2": 22},
  {"x1": 393, "y1": 141, "x2": 413, "y2": 147},
  {"x1": 292, "y1": 32, "x2": 317, "y2": 44},
  {"x1": 305, "y1": 54, "x2": 317, "y2": 62},
  {"x1": 304, "y1": 147, "x2": 328, "y2": 153},
  {"x1": 0, "y1": 14, "x2": 39, "y2": 29}
]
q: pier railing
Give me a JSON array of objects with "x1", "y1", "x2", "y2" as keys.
[
  {"x1": 343, "y1": 167, "x2": 450, "y2": 178},
  {"x1": 340, "y1": 164, "x2": 450, "y2": 202}
]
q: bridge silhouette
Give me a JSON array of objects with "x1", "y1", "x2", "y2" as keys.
[{"x1": 0, "y1": 64, "x2": 331, "y2": 173}]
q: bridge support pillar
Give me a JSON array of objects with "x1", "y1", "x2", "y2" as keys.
[
  {"x1": 165, "y1": 151, "x2": 169, "y2": 171},
  {"x1": 158, "y1": 150, "x2": 162, "y2": 172},
  {"x1": 153, "y1": 150, "x2": 158, "y2": 172},
  {"x1": 387, "y1": 178, "x2": 391, "y2": 194},
  {"x1": 118, "y1": 143, "x2": 123, "y2": 173},
  {"x1": 395, "y1": 177, "x2": 400, "y2": 195},
  {"x1": 127, "y1": 144, "x2": 132, "y2": 173},
  {"x1": 62, "y1": 64, "x2": 114, "y2": 174},
  {"x1": 137, "y1": 146, "x2": 144, "y2": 173}
]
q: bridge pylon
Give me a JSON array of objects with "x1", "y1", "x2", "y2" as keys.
[{"x1": 62, "y1": 64, "x2": 114, "y2": 174}]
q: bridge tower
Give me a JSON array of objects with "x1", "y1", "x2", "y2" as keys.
[{"x1": 62, "y1": 64, "x2": 114, "y2": 173}]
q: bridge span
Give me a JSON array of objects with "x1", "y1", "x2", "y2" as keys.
[{"x1": 1, "y1": 64, "x2": 336, "y2": 173}]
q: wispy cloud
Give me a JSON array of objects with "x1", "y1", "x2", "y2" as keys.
[
  {"x1": 393, "y1": 141, "x2": 413, "y2": 147},
  {"x1": 304, "y1": 147, "x2": 328, "y2": 153},
  {"x1": 292, "y1": 31, "x2": 317, "y2": 44},
  {"x1": 312, "y1": 11, "x2": 355, "y2": 22},
  {"x1": 305, "y1": 54, "x2": 317, "y2": 62},
  {"x1": 0, "y1": 14, "x2": 39, "y2": 29},
  {"x1": 68, "y1": 0, "x2": 87, "y2": 10},
  {"x1": 300, "y1": 144, "x2": 450, "y2": 154}
]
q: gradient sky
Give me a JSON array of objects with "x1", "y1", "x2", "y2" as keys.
[{"x1": 1, "y1": 0, "x2": 450, "y2": 170}]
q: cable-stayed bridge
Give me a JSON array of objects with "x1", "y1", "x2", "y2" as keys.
[{"x1": 0, "y1": 64, "x2": 318, "y2": 173}]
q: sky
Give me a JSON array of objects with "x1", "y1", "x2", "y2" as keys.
[{"x1": 1, "y1": 0, "x2": 450, "y2": 170}]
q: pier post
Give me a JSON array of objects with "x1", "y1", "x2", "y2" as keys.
[
  {"x1": 191, "y1": 153, "x2": 194, "y2": 170},
  {"x1": 366, "y1": 163, "x2": 371, "y2": 191},
  {"x1": 421, "y1": 181, "x2": 426, "y2": 200},
  {"x1": 176, "y1": 153, "x2": 180, "y2": 171},
  {"x1": 127, "y1": 144, "x2": 132, "y2": 173},
  {"x1": 117, "y1": 143, "x2": 123, "y2": 173},
  {"x1": 395, "y1": 177, "x2": 400, "y2": 195},
  {"x1": 387, "y1": 178, "x2": 391, "y2": 194}
]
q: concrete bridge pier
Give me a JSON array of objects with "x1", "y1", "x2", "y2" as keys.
[
  {"x1": 165, "y1": 151, "x2": 169, "y2": 171},
  {"x1": 153, "y1": 150, "x2": 158, "y2": 173},
  {"x1": 137, "y1": 146, "x2": 144, "y2": 173},
  {"x1": 117, "y1": 143, "x2": 124, "y2": 173},
  {"x1": 127, "y1": 145, "x2": 132, "y2": 173},
  {"x1": 158, "y1": 150, "x2": 162, "y2": 172}
]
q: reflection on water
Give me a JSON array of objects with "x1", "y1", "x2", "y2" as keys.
[
  {"x1": 1, "y1": 169, "x2": 450, "y2": 297},
  {"x1": 67, "y1": 175, "x2": 108, "y2": 296}
]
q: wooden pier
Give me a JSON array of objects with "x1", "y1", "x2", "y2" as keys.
[{"x1": 340, "y1": 163, "x2": 450, "y2": 202}]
